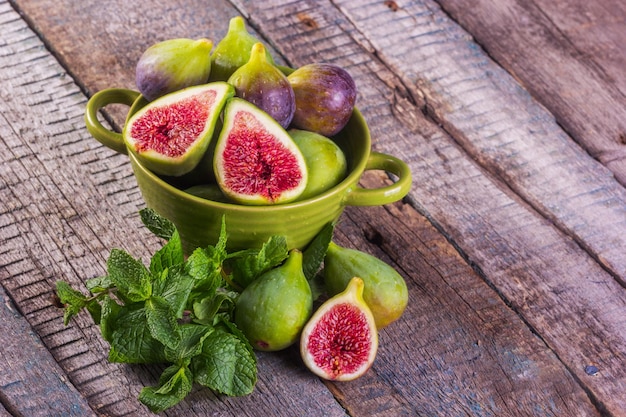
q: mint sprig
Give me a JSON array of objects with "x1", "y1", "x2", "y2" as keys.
[
  {"x1": 56, "y1": 208, "x2": 334, "y2": 413},
  {"x1": 55, "y1": 209, "x2": 257, "y2": 413}
]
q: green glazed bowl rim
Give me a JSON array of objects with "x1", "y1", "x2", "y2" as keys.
[
  {"x1": 85, "y1": 87, "x2": 412, "y2": 209},
  {"x1": 126, "y1": 97, "x2": 371, "y2": 212}
]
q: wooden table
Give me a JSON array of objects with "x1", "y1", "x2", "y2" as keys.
[{"x1": 1, "y1": 0, "x2": 625, "y2": 415}]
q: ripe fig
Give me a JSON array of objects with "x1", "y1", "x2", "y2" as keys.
[
  {"x1": 289, "y1": 129, "x2": 347, "y2": 200},
  {"x1": 124, "y1": 82, "x2": 234, "y2": 177},
  {"x1": 287, "y1": 63, "x2": 357, "y2": 137},
  {"x1": 228, "y1": 43, "x2": 295, "y2": 128},
  {"x1": 210, "y1": 16, "x2": 275, "y2": 82},
  {"x1": 300, "y1": 277, "x2": 378, "y2": 381},
  {"x1": 324, "y1": 242, "x2": 408, "y2": 328},
  {"x1": 235, "y1": 250, "x2": 313, "y2": 351},
  {"x1": 136, "y1": 38, "x2": 213, "y2": 102},
  {"x1": 213, "y1": 98, "x2": 308, "y2": 205}
]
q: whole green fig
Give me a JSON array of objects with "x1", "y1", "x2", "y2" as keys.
[
  {"x1": 235, "y1": 250, "x2": 313, "y2": 351},
  {"x1": 324, "y1": 242, "x2": 408, "y2": 328},
  {"x1": 228, "y1": 42, "x2": 295, "y2": 128},
  {"x1": 135, "y1": 38, "x2": 213, "y2": 102},
  {"x1": 210, "y1": 16, "x2": 275, "y2": 82},
  {"x1": 290, "y1": 129, "x2": 347, "y2": 199}
]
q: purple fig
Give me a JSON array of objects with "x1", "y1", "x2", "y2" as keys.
[
  {"x1": 135, "y1": 38, "x2": 213, "y2": 102},
  {"x1": 288, "y1": 63, "x2": 357, "y2": 137},
  {"x1": 228, "y1": 43, "x2": 295, "y2": 128}
]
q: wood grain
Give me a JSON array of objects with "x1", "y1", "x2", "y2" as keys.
[
  {"x1": 437, "y1": 0, "x2": 626, "y2": 185},
  {"x1": 1, "y1": 0, "x2": 624, "y2": 415},
  {"x1": 0, "y1": 286, "x2": 96, "y2": 417},
  {"x1": 330, "y1": 0, "x2": 626, "y2": 283}
]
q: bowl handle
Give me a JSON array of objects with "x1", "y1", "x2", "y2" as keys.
[
  {"x1": 84, "y1": 88, "x2": 140, "y2": 155},
  {"x1": 344, "y1": 152, "x2": 412, "y2": 206}
]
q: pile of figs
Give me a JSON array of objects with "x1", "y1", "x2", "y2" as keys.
[
  {"x1": 126, "y1": 17, "x2": 408, "y2": 382},
  {"x1": 129, "y1": 16, "x2": 356, "y2": 205}
]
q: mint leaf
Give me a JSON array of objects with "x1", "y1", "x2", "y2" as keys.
[
  {"x1": 56, "y1": 281, "x2": 88, "y2": 325},
  {"x1": 164, "y1": 324, "x2": 214, "y2": 365},
  {"x1": 107, "y1": 249, "x2": 152, "y2": 302},
  {"x1": 302, "y1": 222, "x2": 335, "y2": 280},
  {"x1": 139, "y1": 207, "x2": 176, "y2": 240},
  {"x1": 192, "y1": 291, "x2": 236, "y2": 325},
  {"x1": 227, "y1": 235, "x2": 288, "y2": 288},
  {"x1": 139, "y1": 365, "x2": 193, "y2": 413},
  {"x1": 145, "y1": 295, "x2": 182, "y2": 351},
  {"x1": 108, "y1": 303, "x2": 166, "y2": 364},
  {"x1": 152, "y1": 264, "x2": 195, "y2": 318},
  {"x1": 99, "y1": 294, "x2": 122, "y2": 343},
  {"x1": 85, "y1": 275, "x2": 113, "y2": 293},
  {"x1": 150, "y1": 229, "x2": 184, "y2": 276},
  {"x1": 186, "y1": 245, "x2": 226, "y2": 300},
  {"x1": 192, "y1": 328, "x2": 257, "y2": 396}
]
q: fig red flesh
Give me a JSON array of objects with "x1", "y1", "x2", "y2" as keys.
[
  {"x1": 300, "y1": 277, "x2": 378, "y2": 381},
  {"x1": 306, "y1": 302, "x2": 373, "y2": 377},
  {"x1": 214, "y1": 98, "x2": 308, "y2": 205},
  {"x1": 222, "y1": 112, "x2": 302, "y2": 199},
  {"x1": 130, "y1": 92, "x2": 215, "y2": 158}
]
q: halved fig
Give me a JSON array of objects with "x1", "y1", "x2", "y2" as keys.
[
  {"x1": 300, "y1": 277, "x2": 378, "y2": 381},
  {"x1": 213, "y1": 98, "x2": 308, "y2": 205},
  {"x1": 124, "y1": 82, "x2": 234, "y2": 176}
]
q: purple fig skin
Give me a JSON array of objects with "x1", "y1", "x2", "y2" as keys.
[
  {"x1": 287, "y1": 63, "x2": 357, "y2": 137},
  {"x1": 228, "y1": 43, "x2": 295, "y2": 128}
]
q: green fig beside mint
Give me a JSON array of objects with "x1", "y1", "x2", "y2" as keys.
[
  {"x1": 210, "y1": 16, "x2": 275, "y2": 82},
  {"x1": 235, "y1": 250, "x2": 313, "y2": 351},
  {"x1": 136, "y1": 38, "x2": 213, "y2": 101},
  {"x1": 324, "y1": 242, "x2": 408, "y2": 328}
]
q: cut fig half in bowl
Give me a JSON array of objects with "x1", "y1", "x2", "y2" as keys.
[{"x1": 84, "y1": 87, "x2": 412, "y2": 252}]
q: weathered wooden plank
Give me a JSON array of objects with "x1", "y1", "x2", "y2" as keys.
[
  {"x1": 0, "y1": 2, "x2": 348, "y2": 416},
  {"x1": 335, "y1": 198, "x2": 600, "y2": 417},
  {"x1": 0, "y1": 285, "x2": 96, "y2": 417},
  {"x1": 436, "y1": 0, "x2": 626, "y2": 186},
  {"x1": 330, "y1": 0, "x2": 626, "y2": 284},
  {"x1": 233, "y1": 0, "x2": 626, "y2": 414},
  {"x1": 3, "y1": 0, "x2": 623, "y2": 416}
]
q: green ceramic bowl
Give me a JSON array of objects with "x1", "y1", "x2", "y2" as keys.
[{"x1": 85, "y1": 88, "x2": 412, "y2": 252}]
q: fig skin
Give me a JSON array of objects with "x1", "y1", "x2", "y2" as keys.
[
  {"x1": 289, "y1": 129, "x2": 347, "y2": 200},
  {"x1": 210, "y1": 16, "x2": 275, "y2": 82},
  {"x1": 213, "y1": 98, "x2": 308, "y2": 205},
  {"x1": 136, "y1": 38, "x2": 213, "y2": 102},
  {"x1": 235, "y1": 250, "x2": 313, "y2": 351},
  {"x1": 324, "y1": 241, "x2": 408, "y2": 328},
  {"x1": 300, "y1": 277, "x2": 378, "y2": 381},
  {"x1": 287, "y1": 63, "x2": 357, "y2": 137},
  {"x1": 228, "y1": 43, "x2": 295, "y2": 128}
]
